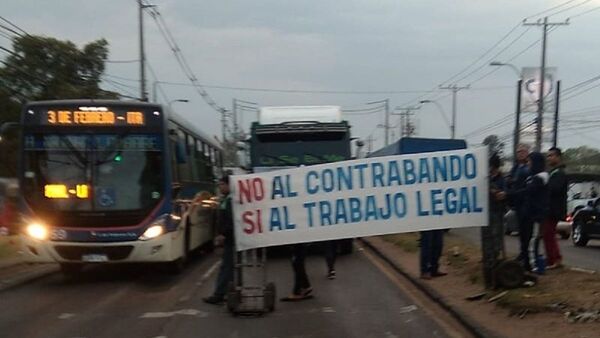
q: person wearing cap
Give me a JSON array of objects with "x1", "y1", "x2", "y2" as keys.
[{"x1": 203, "y1": 175, "x2": 234, "y2": 305}]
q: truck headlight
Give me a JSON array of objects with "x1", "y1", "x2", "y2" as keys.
[
  {"x1": 139, "y1": 216, "x2": 167, "y2": 241},
  {"x1": 26, "y1": 223, "x2": 48, "y2": 240}
]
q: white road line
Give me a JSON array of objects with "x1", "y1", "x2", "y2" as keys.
[
  {"x1": 58, "y1": 313, "x2": 75, "y2": 319},
  {"x1": 140, "y1": 309, "x2": 209, "y2": 319},
  {"x1": 198, "y1": 260, "x2": 221, "y2": 286}
]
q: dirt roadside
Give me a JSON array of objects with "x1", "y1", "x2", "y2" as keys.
[{"x1": 365, "y1": 233, "x2": 600, "y2": 338}]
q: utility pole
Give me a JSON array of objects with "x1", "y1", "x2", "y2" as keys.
[
  {"x1": 553, "y1": 81, "x2": 561, "y2": 147},
  {"x1": 384, "y1": 99, "x2": 390, "y2": 146},
  {"x1": 514, "y1": 79, "x2": 522, "y2": 166},
  {"x1": 365, "y1": 135, "x2": 374, "y2": 154},
  {"x1": 439, "y1": 84, "x2": 469, "y2": 139},
  {"x1": 393, "y1": 106, "x2": 420, "y2": 138},
  {"x1": 220, "y1": 108, "x2": 229, "y2": 145},
  {"x1": 524, "y1": 16, "x2": 568, "y2": 151},
  {"x1": 232, "y1": 98, "x2": 238, "y2": 141},
  {"x1": 367, "y1": 99, "x2": 390, "y2": 146},
  {"x1": 138, "y1": 0, "x2": 148, "y2": 101}
]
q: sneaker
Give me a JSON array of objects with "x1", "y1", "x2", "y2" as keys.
[
  {"x1": 547, "y1": 263, "x2": 563, "y2": 270},
  {"x1": 203, "y1": 295, "x2": 224, "y2": 305},
  {"x1": 431, "y1": 271, "x2": 448, "y2": 277},
  {"x1": 420, "y1": 273, "x2": 432, "y2": 280},
  {"x1": 327, "y1": 270, "x2": 336, "y2": 280}
]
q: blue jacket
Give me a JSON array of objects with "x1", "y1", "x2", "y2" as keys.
[{"x1": 508, "y1": 152, "x2": 549, "y2": 223}]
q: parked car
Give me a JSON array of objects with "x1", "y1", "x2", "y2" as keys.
[
  {"x1": 570, "y1": 198, "x2": 600, "y2": 247},
  {"x1": 557, "y1": 173, "x2": 600, "y2": 240}
]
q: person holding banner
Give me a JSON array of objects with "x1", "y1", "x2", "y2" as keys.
[
  {"x1": 281, "y1": 244, "x2": 313, "y2": 301},
  {"x1": 203, "y1": 175, "x2": 235, "y2": 305},
  {"x1": 419, "y1": 230, "x2": 447, "y2": 280},
  {"x1": 324, "y1": 240, "x2": 338, "y2": 280}
]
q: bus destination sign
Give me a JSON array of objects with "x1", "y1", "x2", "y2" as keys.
[{"x1": 46, "y1": 108, "x2": 145, "y2": 126}]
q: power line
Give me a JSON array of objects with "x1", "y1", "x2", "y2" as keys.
[
  {"x1": 454, "y1": 27, "x2": 532, "y2": 84},
  {"x1": 0, "y1": 23, "x2": 23, "y2": 38},
  {"x1": 146, "y1": 61, "x2": 171, "y2": 104},
  {"x1": 525, "y1": 0, "x2": 578, "y2": 19},
  {"x1": 440, "y1": 22, "x2": 522, "y2": 87},
  {"x1": 0, "y1": 15, "x2": 28, "y2": 35},
  {"x1": 106, "y1": 59, "x2": 139, "y2": 64},
  {"x1": 144, "y1": 3, "x2": 226, "y2": 114},
  {"x1": 569, "y1": 5, "x2": 600, "y2": 19},
  {"x1": 467, "y1": 26, "x2": 558, "y2": 87},
  {"x1": 104, "y1": 75, "x2": 511, "y2": 95},
  {"x1": 549, "y1": 0, "x2": 594, "y2": 17}
]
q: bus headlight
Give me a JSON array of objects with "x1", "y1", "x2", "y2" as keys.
[
  {"x1": 139, "y1": 218, "x2": 166, "y2": 241},
  {"x1": 26, "y1": 223, "x2": 48, "y2": 240}
]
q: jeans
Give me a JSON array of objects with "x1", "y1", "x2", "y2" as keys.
[
  {"x1": 292, "y1": 244, "x2": 311, "y2": 295},
  {"x1": 517, "y1": 218, "x2": 534, "y2": 270},
  {"x1": 420, "y1": 230, "x2": 444, "y2": 274},
  {"x1": 542, "y1": 218, "x2": 562, "y2": 265},
  {"x1": 324, "y1": 240, "x2": 338, "y2": 272},
  {"x1": 213, "y1": 243, "x2": 234, "y2": 299}
]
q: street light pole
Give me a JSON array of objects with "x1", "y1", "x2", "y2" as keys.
[
  {"x1": 420, "y1": 100, "x2": 451, "y2": 137},
  {"x1": 489, "y1": 61, "x2": 521, "y2": 78}
]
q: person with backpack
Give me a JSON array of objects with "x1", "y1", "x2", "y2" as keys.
[{"x1": 499, "y1": 151, "x2": 549, "y2": 271}]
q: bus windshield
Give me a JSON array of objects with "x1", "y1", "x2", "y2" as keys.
[{"x1": 22, "y1": 133, "x2": 164, "y2": 213}]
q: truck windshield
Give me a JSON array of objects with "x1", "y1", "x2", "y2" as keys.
[{"x1": 22, "y1": 133, "x2": 163, "y2": 213}]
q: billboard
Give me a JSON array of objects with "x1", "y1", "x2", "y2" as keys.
[{"x1": 520, "y1": 67, "x2": 557, "y2": 114}]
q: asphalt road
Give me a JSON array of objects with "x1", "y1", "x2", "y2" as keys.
[
  {"x1": 0, "y1": 246, "x2": 451, "y2": 338},
  {"x1": 452, "y1": 227, "x2": 600, "y2": 272}
]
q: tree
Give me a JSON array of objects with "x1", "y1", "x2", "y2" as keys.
[
  {"x1": 0, "y1": 35, "x2": 118, "y2": 121},
  {"x1": 482, "y1": 135, "x2": 505, "y2": 158},
  {"x1": 563, "y1": 146, "x2": 600, "y2": 174},
  {"x1": 0, "y1": 35, "x2": 119, "y2": 177}
]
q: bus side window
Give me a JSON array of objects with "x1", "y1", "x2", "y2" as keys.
[
  {"x1": 176, "y1": 130, "x2": 190, "y2": 181},
  {"x1": 169, "y1": 137, "x2": 179, "y2": 183}
]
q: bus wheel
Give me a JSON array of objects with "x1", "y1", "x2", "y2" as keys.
[{"x1": 60, "y1": 263, "x2": 84, "y2": 277}]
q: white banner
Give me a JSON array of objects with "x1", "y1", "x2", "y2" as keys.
[{"x1": 232, "y1": 147, "x2": 489, "y2": 251}]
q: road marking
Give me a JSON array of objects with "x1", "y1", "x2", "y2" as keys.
[
  {"x1": 58, "y1": 313, "x2": 75, "y2": 319},
  {"x1": 198, "y1": 260, "x2": 221, "y2": 285},
  {"x1": 177, "y1": 260, "x2": 222, "y2": 302},
  {"x1": 321, "y1": 307, "x2": 336, "y2": 313},
  {"x1": 360, "y1": 241, "x2": 475, "y2": 338},
  {"x1": 140, "y1": 309, "x2": 209, "y2": 318},
  {"x1": 398, "y1": 305, "x2": 418, "y2": 314}
]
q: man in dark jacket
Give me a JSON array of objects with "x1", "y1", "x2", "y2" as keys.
[
  {"x1": 544, "y1": 147, "x2": 567, "y2": 269},
  {"x1": 502, "y1": 151, "x2": 549, "y2": 271},
  {"x1": 204, "y1": 175, "x2": 234, "y2": 304},
  {"x1": 507, "y1": 144, "x2": 530, "y2": 235}
]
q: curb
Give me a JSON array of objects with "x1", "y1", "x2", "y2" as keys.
[
  {"x1": 0, "y1": 263, "x2": 59, "y2": 292},
  {"x1": 359, "y1": 237, "x2": 498, "y2": 338}
]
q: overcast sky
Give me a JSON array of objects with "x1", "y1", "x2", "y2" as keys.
[{"x1": 3, "y1": 0, "x2": 600, "y2": 153}]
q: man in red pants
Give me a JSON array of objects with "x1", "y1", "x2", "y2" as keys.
[{"x1": 544, "y1": 147, "x2": 567, "y2": 269}]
